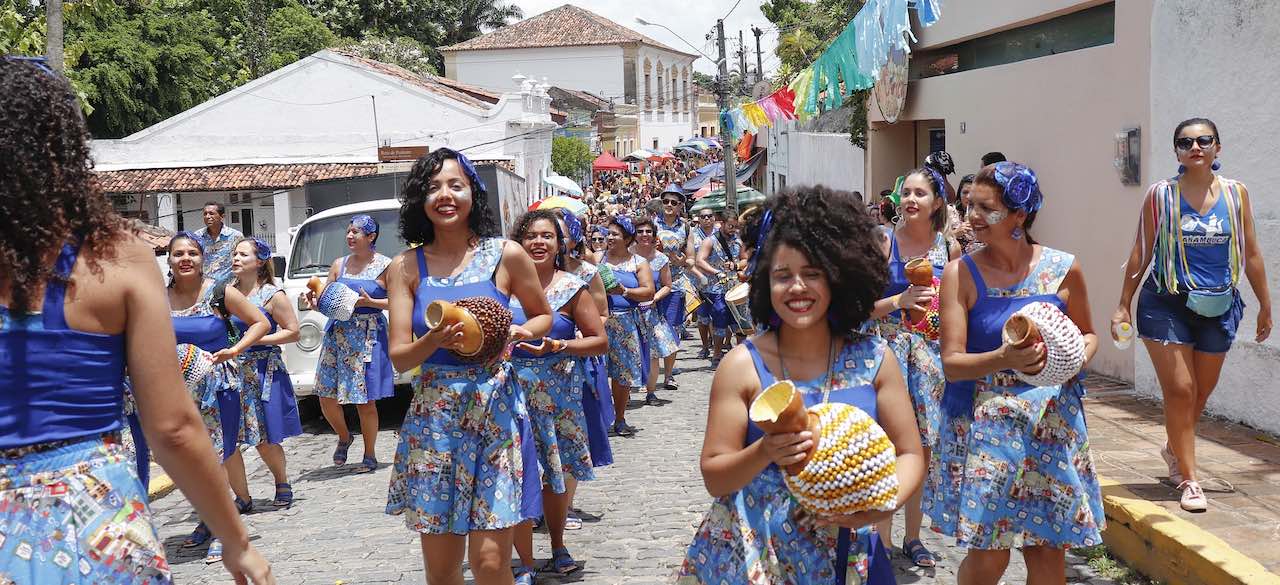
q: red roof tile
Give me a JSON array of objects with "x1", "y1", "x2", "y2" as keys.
[
  {"x1": 97, "y1": 163, "x2": 381, "y2": 194},
  {"x1": 439, "y1": 4, "x2": 696, "y2": 58}
]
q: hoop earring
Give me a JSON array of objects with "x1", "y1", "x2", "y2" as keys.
[
  {"x1": 1011, "y1": 226, "x2": 1024, "y2": 240},
  {"x1": 1211, "y1": 160, "x2": 1222, "y2": 171}
]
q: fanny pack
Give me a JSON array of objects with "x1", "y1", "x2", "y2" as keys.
[{"x1": 1185, "y1": 287, "x2": 1235, "y2": 318}]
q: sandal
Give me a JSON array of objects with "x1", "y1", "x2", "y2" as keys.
[
  {"x1": 272, "y1": 482, "x2": 293, "y2": 509},
  {"x1": 663, "y1": 381, "x2": 679, "y2": 390},
  {"x1": 204, "y1": 538, "x2": 223, "y2": 564},
  {"x1": 182, "y1": 522, "x2": 212, "y2": 548},
  {"x1": 356, "y1": 455, "x2": 378, "y2": 474},
  {"x1": 901, "y1": 538, "x2": 935, "y2": 567},
  {"x1": 564, "y1": 512, "x2": 583, "y2": 530},
  {"x1": 551, "y1": 546, "x2": 581, "y2": 575},
  {"x1": 513, "y1": 565, "x2": 535, "y2": 585},
  {"x1": 234, "y1": 495, "x2": 254, "y2": 514},
  {"x1": 333, "y1": 436, "x2": 353, "y2": 466}
]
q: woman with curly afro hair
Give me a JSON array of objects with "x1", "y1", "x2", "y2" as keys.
[
  {"x1": 678, "y1": 186, "x2": 925, "y2": 585},
  {"x1": 384, "y1": 147, "x2": 554, "y2": 584},
  {"x1": 0, "y1": 58, "x2": 273, "y2": 583}
]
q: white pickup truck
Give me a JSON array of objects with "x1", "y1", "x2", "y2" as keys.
[{"x1": 279, "y1": 200, "x2": 414, "y2": 396}]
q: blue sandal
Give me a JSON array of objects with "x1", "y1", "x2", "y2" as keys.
[
  {"x1": 513, "y1": 565, "x2": 535, "y2": 585},
  {"x1": 204, "y1": 538, "x2": 223, "y2": 564},
  {"x1": 333, "y1": 437, "x2": 353, "y2": 466},
  {"x1": 902, "y1": 538, "x2": 935, "y2": 567},
  {"x1": 182, "y1": 522, "x2": 212, "y2": 548},
  {"x1": 356, "y1": 455, "x2": 378, "y2": 474},
  {"x1": 273, "y1": 482, "x2": 293, "y2": 509},
  {"x1": 551, "y1": 546, "x2": 580, "y2": 575},
  {"x1": 234, "y1": 495, "x2": 254, "y2": 514}
]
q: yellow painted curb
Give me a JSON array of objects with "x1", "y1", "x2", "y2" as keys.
[
  {"x1": 1099, "y1": 478, "x2": 1280, "y2": 585},
  {"x1": 147, "y1": 473, "x2": 176, "y2": 501}
]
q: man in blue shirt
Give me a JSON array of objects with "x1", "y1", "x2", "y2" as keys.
[{"x1": 194, "y1": 202, "x2": 243, "y2": 285}]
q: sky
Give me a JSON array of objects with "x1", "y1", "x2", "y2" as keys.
[{"x1": 507, "y1": 0, "x2": 782, "y2": 78}]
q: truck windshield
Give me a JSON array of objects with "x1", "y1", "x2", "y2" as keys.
[{"x1": 287, "y1": 209, "x2": 407, "y2": 278}]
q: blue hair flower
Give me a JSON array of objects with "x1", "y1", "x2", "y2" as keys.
[
  {"x1": 351, "y1": 214, "x2": 380, "y2": 250},
  {"x1": 993, "y1": 162, "x2": 1043, "y2": 214},
  {"x1": 250, "y1": 236, "x2": 272, "y2": 261},
  {"x1": 613, "y1": 215, "x2": 636, "y2": 238}
]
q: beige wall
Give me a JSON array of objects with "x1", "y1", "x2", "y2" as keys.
[{"x1": 866, "y1": 0, "x2": 1153, "y2": 379}]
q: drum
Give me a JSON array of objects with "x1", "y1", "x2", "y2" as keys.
[
  {"x1": 724, "y1": 282, "x2": 754, "y2": 335},
  {"x1": 682, "y1": 278, "x2": 702, "y2": 318}
]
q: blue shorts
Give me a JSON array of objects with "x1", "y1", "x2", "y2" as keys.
[
  {"x1": 1136, "y1": 282, "x2": 1243, "y2": 354},
  {"x1": 697, "y1": 291, "x2": 732, "y2": 335}
]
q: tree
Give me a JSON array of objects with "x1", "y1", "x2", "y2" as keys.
[
  {"x1": 551, "y1": 135, "x2": 592, "y2": 182},
  {"x1": 338, "y1": 34, "x2": 436, "y2": 75},
  {"x1": 262, "y1": 0, "x2": 335, "y2": 74},
  {"x1": 691, "y1": 71, "x2": 715, "y2": 92},
  {"x1": 438, "y1": 0, "x2": 520, "y2": 47}
]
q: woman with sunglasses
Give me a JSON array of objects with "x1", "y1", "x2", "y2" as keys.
[
  {"x1": 655, "y1": 185, "x2": 694, "y2": 344},
  {"x1": 633, "y1": 216, "x2": 681, "y2": 404},
  {"x1": 0, "y1": 59, "x2": 273, "y2": 584},
  {"x1": 1112, "y1": 118, "x2": 1271, "y2": 512},
  {"x1": 602, "y1": 216, "x2": 656, "y2": 436},
  {"x1": 952, "y1": 174, "x2": 980, "y2": 254},
  {"x1": 306, "y1": 215, "x2": 394, "y2": 474},
  {"x1": 928, "y1": 162, "x2": 1103, "y2": 584},
  {"x1": 690, "y1": 209, "x2": 720, "y2": 358},
  {"x1": 385, "y1": 148, "x2": 553, "y2": 584},
  {"x1": 867, "y1": 167, "x2": 957, "y2": 567},
  {"x1": 678, "y1": 186, "x2": 923, "y2": 585},
  {"x1": 508, "y1": 210, "x2": 608, "y2": 581},
  {"x1": 695, "y1": 215, "x2": 743, "y2": 366},
  {"x1": 227, "y1": 237, "x2": 302, "y2": 513},
  {"x1": 587, "y1": 226, "x2": 608, "y2": 265}
]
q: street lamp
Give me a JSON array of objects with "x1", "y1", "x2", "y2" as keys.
[{"x1": 635, "y1": 18, "x2": 725, "y2": 66}]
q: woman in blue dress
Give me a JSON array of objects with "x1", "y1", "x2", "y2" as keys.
[
  {"x1": 166, "y1": 233, "x2": 271, "y2": 564},
  {"x1": 508, "y1": 210, "x2": 608, "y2": 581},
  {"x1": 633, "y1": 215, "x2": 681, "y2": 404},
  {"x1": 601, "y1": 216, "x2": 656, "y2": 437},
  {"x1": 228, "y1": 237, "x2": 303, "y2": 511},
  {"x1": 928, "y1": 162, "x2": 1104, "y2": 584},
  {"x1": 867, "y1": 168, "x2": 957, "y2": 566},
  {"x1": 678, "y1": 186, "x2": 925, "y2": 585},
  {"x1": 0, "y1": 58, "x2": 272, "y2": 584},
  {"x1": 384, "y1": 148, "x2": 553, "y2": 584},
  {"x1": 655, "y1": 184, "x2": 694, "y2": 338},
  {"x1": 308, "y1": 215, "x2": 394, "y2": 473}
]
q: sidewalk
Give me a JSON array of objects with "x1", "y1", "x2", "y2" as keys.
[{"x1": 1084, "y1": 375, "x2": 1280, "y2": 585}]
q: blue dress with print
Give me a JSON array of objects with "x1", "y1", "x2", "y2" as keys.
[
  {"x1": 603, "y1": 254, "x2": 650, "y2": 388},
  {"x1": 876, "y1": 232, "x2": 946, "y2": 446},
  {"x1": 386, "y1": 238, "x2": 535, "y2": 534},
  {"x1": 316, "y1": 254, "x2": 395, "y2": 405},
  {"x1": 656, "y1": 215, "x2": 693, "y2": 330},
  {"x1": 640, "y1": 252, "x2": 681, "y2": 358},
  {"x1": 171, "y1": 288, "x2": 241, "y2": 462},
  {"x1": 677, "y1": 334, "x2": 895, "y2": 585},
  {"x1": 1, "y1": 243, "x2": 172, "y2": 584},
  {"x1": 511, "y1": 273, "x2": 596, "y2": 494},
  {"x1": 925, "y1": 248, "x2": 1104, "y2": 549},
  {"x1": 231, "y1": 284, "x2": 303, "y2": 446},
  {"x1": 570, "y1": 262, "x2": 614, "y2": 467}
]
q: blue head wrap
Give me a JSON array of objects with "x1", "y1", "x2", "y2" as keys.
[
  {"x1": 747, "y1": 209, "x2": 773, "y2": 277},
  {"x1": 991, "y1": 162, "x2": 1043, "y2": 214},
  {"x1": 593, "y1": 225, "x2": 609, "y2": 240},
  {"x1": 249, "y1": 236, "x2": 272, "y2": 261},
  {"x1": 558, "y1": 209, "x2": 584, "y2": 245},
  {"x1": 450, "y1": 149, "x2": 488, "y2": 194},
  {"x1": 169, "y1": 231, "x2": 205, "y2": 254},
  {"x1": 612, "y1": 215, "x2": 636, "y2": 238},
  {"x1": 924, "y1": 167, "x2": 948, "y2": 199},
  {"x1": 351, "y1": 214, "x2": 380, "y2": 250}
]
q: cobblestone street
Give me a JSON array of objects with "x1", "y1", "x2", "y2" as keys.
[{"x1": 151, "y1": 352, "x2": 1118, "y2": 584}]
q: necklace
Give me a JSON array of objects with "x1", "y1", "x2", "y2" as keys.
[{"x1": 776, "y1": 329, "x2": 840, "y2": 404}]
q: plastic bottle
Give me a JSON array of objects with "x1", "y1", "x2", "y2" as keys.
[{"x1": 1113, "y1": 321, "x2": 1134, "y2": 350}]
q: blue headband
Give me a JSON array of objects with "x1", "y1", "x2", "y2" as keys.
[
  {"x1": 612, "y1": 215, "x2": 636, "y2": 238},
  {"x1": 351, "y1": 214, "x2": 379, "y2": 250},
  {"x1": 452, "y1": 150, "x2": 487, "y2": 193},
  {"x1": 747, "y1": 209, "x2": 774, "y2": 277},
  {"x1": 992, "y1": 162, "x2": 1043, "y2": 214},
  {"x1": 558, "y1": 209, "x2": 583, "y2": 245},
  {"x1": 170, "y1": 231, "x2": 205, "y2": 254},
  {"x1": 925, "y1": 168, "x2": 947, "y2": 198},
  {"x1": 250, "y1": 236, "x2": 271, "y2": 261}
]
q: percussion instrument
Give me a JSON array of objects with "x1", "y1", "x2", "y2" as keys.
[{"x1": 724, "y1": 282, "x2": 754, "y2": 335}]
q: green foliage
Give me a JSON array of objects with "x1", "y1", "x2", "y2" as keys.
[
  {"x1": 691, "y1": 71, "x2": 715, "y2": 92},
  {"x1": 337, "y1": 34, "x2": 436, "y2": 75},
  {"x1": 263, "y1": 1, "x2": 335, "y2": 73},
  {"x1": 551, "y1": 135, "x2": 592, "y2": 181}
]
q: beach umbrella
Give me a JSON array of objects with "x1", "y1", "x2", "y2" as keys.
[
  {"x1": 533, "y1": 195, "x2": 588, "y2": 216},
  {"x1": 543, "y1": 174, "x2": 584, "y2": 197}
]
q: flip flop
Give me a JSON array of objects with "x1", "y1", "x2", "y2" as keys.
[
  {"x1": 204, "y1": 538, "x2": 223, "y2": 564},
  {"x1": 902, "y1": 538, "x2": 935, "y2": 567}
]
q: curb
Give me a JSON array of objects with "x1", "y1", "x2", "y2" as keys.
[
  {"x1": 1099, "y1": 478, "x2": 1280, "y2": 585},
  {"x1": 147, "y1": 473, "x2": 176, "y2": 501}
]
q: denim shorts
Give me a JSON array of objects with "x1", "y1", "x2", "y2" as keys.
[{"x1": 1136, "y1": 282, "x2": 1243, "y2": 354}]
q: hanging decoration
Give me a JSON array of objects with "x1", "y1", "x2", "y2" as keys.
[{"x1": 719, "y1": 0, "x2": 942, "y2": 134}]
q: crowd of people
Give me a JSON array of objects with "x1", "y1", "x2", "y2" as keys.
[{"x1": 1, "y1": 55, "x2": 1273, "y2": 585}]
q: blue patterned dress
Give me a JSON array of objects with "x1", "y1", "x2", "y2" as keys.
[
  {"x1": 677, "y1": 334, "x2": 895, "y2": 585},
  {"x1": 691, "y1": 225, "x2": 718, "y2": 327},
  {"x1": 569, "y1": 262, "x2": 614, "y2": 467},
  {"x1": 640, "y1": 251, "x2": 681, "y2": 359},
  {"x1": 511, "y1": 273, "x2": 596, "y2": 494},
  {"x1": 1, "y1": 243, "x2": 171, "y2": 583},
  {"x1": 700, "y1": 234, "x2": 742, "y2": 337},
  {"x1": 386, "y1": 238, "x2": 534, "y2": 534},
  {"x1": 315, "y1": 254, "x2": 395, "y2": 405},
  {"x1": 603, "y1": 254, "x2": 650, "y2": 388},
  {"x1": 876, "y1": 232, "x2": 947, "y2": 446},
  {"x1": 231, "y1": 284, "x2": 303, "y2": 446},
  {"x1": 925, "y1": 247, "x2": 1104, "y2": 549},
  {"x1": 655, "y1": 215, "x2": 693, "y2": 331},
  {"x1": 171, "y1": 288, "x2": 241, "y2": 462}
]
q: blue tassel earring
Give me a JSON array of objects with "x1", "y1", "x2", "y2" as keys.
[
  {"x1": 1212, "y1": 160, "x2": 1222, "y2": 171},
  {"x1": 1012, "y1": 226, "x2": 1024, "y2": 240},
  {"x1": 1178, "y1": 164, "x2": 1187, "y2": 175}
]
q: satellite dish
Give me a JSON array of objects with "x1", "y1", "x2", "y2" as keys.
[
  {"x1": 751, "y1": 81, "x2": 774, "y2": 101},
  {"x1": 874, "y1": 36, "x2": 910, "y2": 124}
]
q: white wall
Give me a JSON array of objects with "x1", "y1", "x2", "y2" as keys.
[
  {"x1": 1136, "y1": 1, "x2": 1280, "y2": 434},
  {"x1": 768, "y1": 120, "x2": 865, "y2": 195},
  {"x1": 446, "y1": 45, "x2": 626, "y2": 99}
]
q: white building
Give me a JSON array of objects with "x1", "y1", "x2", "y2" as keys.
[
  {"x1": 93, "y1": 49, "x2": 559, "y2": 249},
  {"x1": 440, "y1": 4, "x2": 698, "y2": 153}
]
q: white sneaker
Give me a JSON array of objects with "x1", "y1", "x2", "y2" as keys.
[
  {"x1": 1162, "y1": 443, "x2": 1184, "y2": 485},
  {"x1": 1178, "y1": 480, "x2": 1208, "y2": 512}
]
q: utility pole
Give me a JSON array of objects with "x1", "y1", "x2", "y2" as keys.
[
  {"x1": 716, "y1": 20, "x2": 738, "y2": 218},
  {"x1": 46, "y1": 0, "x2": 63, "y2": 72},
  {"x1": 752, "y1": 26, "x2": 764, "y2": 83},
  {"x1": 737, "y1": 30, "x2": 747, "y2": 92}
]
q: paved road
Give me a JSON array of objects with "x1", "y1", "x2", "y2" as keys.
[{"x1": 151, "y1": 350, "x2": 1117, "y2": 584}]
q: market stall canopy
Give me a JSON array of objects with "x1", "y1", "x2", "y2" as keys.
[
  {"x1": 624, "y1": 149, "x2": 654, "y2": 161},
  {"x1": 689, "y1": 186, "x2": 766, "y2": 214},
  {"x1": 543, "y1": 174, "x2": 584, "y2": 197},
  {"x1": 681, "y1": 151, "x2": 766, "y2": 193},
  {"x1": 592, "y1": 152, "x2": 627, "y2": 172}
]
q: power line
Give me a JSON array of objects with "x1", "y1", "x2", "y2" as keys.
[{"x1": 723, "y1": 0, "x2": 746, "y2": 21}]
